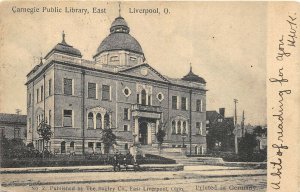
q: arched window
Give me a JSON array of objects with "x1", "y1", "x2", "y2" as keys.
[
  {"x1": 96, "y1": 113, "x2": 102, "y2": 129},
  {"x1": 141, "y1": 89, "x2": 147, "y2": 105},
  {"x1": 104, "y1": 113, "x2": 110, "y2": 129},
  {"x1": 88, "y1": 112, "x2": 94, "y2": 129},
  {"x1": 70, "y1": 141, "x2": 75, "y2": 151},
  {"x1": 172, "y1": 121, "x2": 176, "y2": 134},
  {"x1": 61, "y1": 141, "x2": 66, "y2": 154},
  {"x1": 182, "y1": 121, "x2": 187, "y2": 134},
  {"x1": 177, "y1": 121, "x2": 181, "y2": 134}
]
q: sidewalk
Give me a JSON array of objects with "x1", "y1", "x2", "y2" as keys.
[
  {"x1": 0, "y1": 164, "x2": 184, "y2": 174},
  {"x1": 0, "y1": 166, "x2": 267, "y2": 188}
]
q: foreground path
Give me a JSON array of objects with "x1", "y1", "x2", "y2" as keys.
[{"x1": 1, "y1": 165, "x2": 267, "y2": 192}]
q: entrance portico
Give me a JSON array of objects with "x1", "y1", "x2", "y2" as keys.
[{"x1": 132, "y1": 104, "x2": 161, "y2": 145}]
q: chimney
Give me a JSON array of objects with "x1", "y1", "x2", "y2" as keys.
[{"x1": 219, "y1": 108, "x2": 225, "y2": 117}]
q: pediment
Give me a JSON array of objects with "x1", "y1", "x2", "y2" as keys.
[{"x1": 118, "y1": 64, "x2": 169, "y2": 83}]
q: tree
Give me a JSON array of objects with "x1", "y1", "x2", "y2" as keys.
[
  {"x1": 37, "y1": 120, "x2": 53, "y2": 155},
  {"x1": 238, "y1": 132, "x2": 258, "y2": 161},
  {"x1": 101, "y1": 128, "x2": 117, "y2": 154},
  {"x1": 253, "y1": 126, "x2": 266, "y2": 137}
]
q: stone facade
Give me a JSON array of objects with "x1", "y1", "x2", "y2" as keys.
[{"x1": 26, "y1": 16, "x2": 207, "y2": 155}]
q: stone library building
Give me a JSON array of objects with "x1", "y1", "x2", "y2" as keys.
[{"x1": 26, "y1": 15, "x2": 207, "y2": 155}]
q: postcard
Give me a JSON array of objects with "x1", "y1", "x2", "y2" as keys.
[{"x1": 0, "y1": 1, "x2": 299, "y2": 192}]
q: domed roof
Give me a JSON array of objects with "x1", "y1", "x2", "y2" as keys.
[
  {"x1": 182, "y1": 66, "x2": 206, "y2": 84},
  {"x1": 96, "y1": 33, "x2": 143, "y2": 55},
  {"x1": 45, "y1": 32, "x2": 82, "y2": 59},
  {"x1": 94, "y1": 16, "x2": 143, "y2": 57},
  {"x1": 111, "y1": 16, "x2": 129, "y2": 30}
]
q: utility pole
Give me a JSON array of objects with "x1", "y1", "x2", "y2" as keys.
[
  {"x1": 233, "y1": 99, "x2": 238, "y2": 154},
  {"x1": 234, "y1": 99, "x2": 238, "y2": 126},
  {"x1": 241, "y1": 110, "x2": 245, "y2": 137}
]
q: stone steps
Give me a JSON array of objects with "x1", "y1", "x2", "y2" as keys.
[{"x1": 141, "y1": 146, "x2": 224, "y2": 166}]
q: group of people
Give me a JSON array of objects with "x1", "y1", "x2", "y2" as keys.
[{"x1": 112, "y1": 145, "x2": 139, "y2": 171}]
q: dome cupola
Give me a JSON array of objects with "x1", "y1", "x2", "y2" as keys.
[
  {"x1": 45, "y1": 31, "x2": 82, "y2": 59},
  {"x1": 182, "y1": 65, "x2": 206, "y2": 84},
  {"x1": 110, "y1": 16, "x2": 130, "y2": 33},
  {"x1": 94, "y1": 16, "x2": 144, "y2": 66}
]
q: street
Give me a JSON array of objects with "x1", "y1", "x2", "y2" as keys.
[{"x1": 0, "y1": 166, "x2": 266, "y2": 192}]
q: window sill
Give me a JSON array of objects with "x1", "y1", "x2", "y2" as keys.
[
  {"x1": 87, "y1": 97, "x2": 98, "y2": 100},
  {"x1": 102, "y1": 99, "x2": 112, "y2": 102}
]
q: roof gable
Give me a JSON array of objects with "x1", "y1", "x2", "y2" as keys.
[{"x1": 118, "y1": 63, "x2": 169, "y2": 83}]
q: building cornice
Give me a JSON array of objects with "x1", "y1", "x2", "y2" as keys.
[{"x1": 25, "y1": 60, "x2": 207, "y2": 92}]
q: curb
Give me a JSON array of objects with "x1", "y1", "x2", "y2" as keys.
[{"x1": 0, "y1": 164, "x2": 184, "y2": 174}]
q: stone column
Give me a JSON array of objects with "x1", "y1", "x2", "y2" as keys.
[
  {"x1": 101, "y1": 113, "x2": 105, "y2": 129},
  {"x1": 147, "y1": 123, "x2": 152, "y2": 144},
  {"x1": 135, "y1": 117, "x2": 139, "y2": 143},
  {"x1": 181, "y1": 121, "x2": 183, "y2": 134},
  {"x1": 93, "y1": 112, "x2": 96, "y2": 129}
]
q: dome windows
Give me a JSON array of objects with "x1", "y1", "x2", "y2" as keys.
[
  {"x1": 130, "y1": 56, "x2": 137, "y2": 61},
  {"x1": 110, "y1": 56, "x2": 119, "y2": 62}
]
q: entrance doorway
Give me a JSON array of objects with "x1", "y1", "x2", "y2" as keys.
[{"x1": 139, "y1": 122, "x2": 148, "y2": 145}]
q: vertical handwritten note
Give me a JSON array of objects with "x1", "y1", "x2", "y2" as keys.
[{"x1": 268, "y1": 6, "x2": 298, "y2": 191}]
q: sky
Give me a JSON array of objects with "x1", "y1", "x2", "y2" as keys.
[{"x1": 0, "y1": 1, "x2": 267, "y2": 125}]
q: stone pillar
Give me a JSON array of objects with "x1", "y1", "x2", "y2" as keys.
[
  {"x1": 181, "y1": 121, "x2": 183, "y2": 134},
  {"x1": 147, "y1": 123, "x2": 152, "y2": 144},
  {"x1": 146, "y1": 93, "x2": 148, "y2": 105},
  {"x1": 101, "y1": 113, "x2": 105, "y2": 129},
  {"x1": 93, "y1": 112, "x2": 96, "y2": 129},
  {"x1": 135, "y1": 117, "x2": 139, "y2": 143}
]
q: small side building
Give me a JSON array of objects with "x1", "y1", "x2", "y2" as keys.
[
  {"x1": 206, "y1": 108, "x2": 235, "y2": 153},
  {"x1": 0, "y1": 113, "x2": 27, "y2": 143}
]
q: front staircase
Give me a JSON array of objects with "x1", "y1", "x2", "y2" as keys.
[{"x1": 140, "y1": 145, "x2": 224, "y2": 166}]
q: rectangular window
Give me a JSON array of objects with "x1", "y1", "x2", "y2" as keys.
[
  {"x1": 36, "y1": 89, "x2": 39, "y2": 103},
  {"x1": 172, "y1": 96, "x2": 178, "y2": 109},
  {"x1": 148, "y1": 95, "x2": 151, "y2": 106},
  {"x1": 49, "y1": 110, "x2": 52, "y2": 126},
  {"x1": 64, "y1": 78, "x2": 73, "y2": 95},
  {"x1": 88, "y1": 142, "x2": 93, "y2": 148},
  {"x1": 41, "y1": 86, "x2": 44, "y2": 101},
  {"x1": 124, "y1": 143, "x2": 129, "y2": 150},
  {"x1": 14, "y1": 128, "x2": 20, "y2": 138},
  {"x1": 96, "y1": 142, "x2": 101, "y2": 148},
  {"x1": 63, "y1": 110, "x2": 72, "y2": 127},
  {"x1": 196, "y1": 122, "x2": 203, "y2": 135},
  {"x1": 88, "y1": 82, "x2": 96, "y2": 99},
  {"x1": 137, "y1": 94, "x2": 140, "y2": 103},
  {"x1": 196, "y1": 99, "x2": 203, "y2": 112},
  {"x1": 196, "y1": 122, "x2": 200, "y2": 134},
  {"x1": 124, "y1": 108, "x2": 129, "y2": 120},
  {"x1": 124, "y1": 125, "x2": 128, "y2": 131},
  {"x1": 181, "y1": 97, "x2": 187, "y2": 110},
  {"x1": 102, "y1": 85, "x2": 110, "y2": 100},
  {"x1": 48, "y1": 79, "x2": 52, "y2": 96}
]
